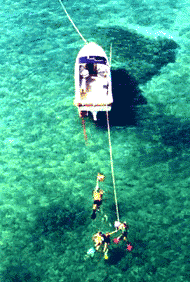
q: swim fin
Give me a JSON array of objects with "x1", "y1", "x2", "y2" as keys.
[{"x1": 91, "y1": 210, "x2": 96, "y2": 220}]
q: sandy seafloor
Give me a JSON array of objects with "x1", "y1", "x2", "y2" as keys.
[{"x1": 0, "y1": 0, "x2": 190, "y2": 281}]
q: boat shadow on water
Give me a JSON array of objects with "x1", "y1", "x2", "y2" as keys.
[{"x1": 96, "y1": 68, "x2": 147, "y2": 127}]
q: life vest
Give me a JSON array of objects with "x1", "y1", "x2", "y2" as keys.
[
  {"x1": 93, "y1": 233, "x2": 103, "y2": 245},
  {"x1": 96, "y1": 235, "x2": 103, "y2": 244},
  {"x1": 93, "y1": 191, "x2": 103, "y2": 201}
]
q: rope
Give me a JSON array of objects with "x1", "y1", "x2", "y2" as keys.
[
  {"x1": 106, "y1": 43, "x2": 120, "y2": 222},
  {"x1": 58, "y1": 0, "x2": 88, "y2": 44},
  {"x1": 106, "y1": 109, "x2": 120, "y2": 223},
  {"x1": 82, "y1": 118, "x2": 88, "y2": 145}
]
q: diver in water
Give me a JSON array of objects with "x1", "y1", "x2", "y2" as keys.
[
  {"x1": 102, "y1": 232, "x2": 111, "y2": 259},
  {"x1": 91, "y1": 173, "x2": 105, "y2": 219},
  {"x1": 113, "y1": 221, "x2": 129, "y2": 244},
  {"x1": 92, "y1": 231, "x2": 104, "y2": 251},
  {"x1": 91, "y1": 190, "x2": 104, "y2": 219},
  {"x1": 117, "y1": 222, "x2": 129, "y2": 241},
  {"x1": 92, "y1": 231, "x2": 112, "y2": 259},
  {"x1": 91, "y1": 187, "x2": 104, "y2": 219}
]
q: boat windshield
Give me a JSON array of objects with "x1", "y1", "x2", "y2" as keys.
[{"x1": 79, "y1": 56, "x2": 107, "y2": 65}]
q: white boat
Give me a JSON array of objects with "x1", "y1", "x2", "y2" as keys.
[{"x1": 74, "y1": 42, "x2": 113, "y2": 121}]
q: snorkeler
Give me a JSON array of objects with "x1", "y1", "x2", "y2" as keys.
[
  {"x1": 91, "y1": 188, "x2": 104, "y2": 219},
  {"x1": 92, "y1": 230, "x2": 117, "y2": 259},
  {"x1": 92, "y1": 232, "x2": 104, "y2": 251},
  {"x1": 92, "y1": 232, "x2": 110, "y2": 259},
  {"x1": 118, "y1": 222, "x2": 129, "y2": 241},
  {"x1": 113, "y1": 221, "x2": 129, "y2": 243},
  {"x1": 102, "y1": 232, "x2": 111, "y2": 259},
  {"x1": 91, "y1": 173, "x2": 105, "y2": 219}
]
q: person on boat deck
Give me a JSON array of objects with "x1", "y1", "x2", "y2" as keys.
[
  {"x1": 91, "y1": 174, "x2": 105, "y2": 219},
  {"x1": 80, "y1": 65, "x2": 89, "y2": 96}
]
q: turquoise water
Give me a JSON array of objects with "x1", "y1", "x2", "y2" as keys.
[{"x1": 0, "y1": 0, "x2": 189, "y2": 281}]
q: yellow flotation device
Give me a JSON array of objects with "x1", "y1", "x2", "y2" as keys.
[{"x1": 93, "y1": 191, "x2": 103, "y2": 201}]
